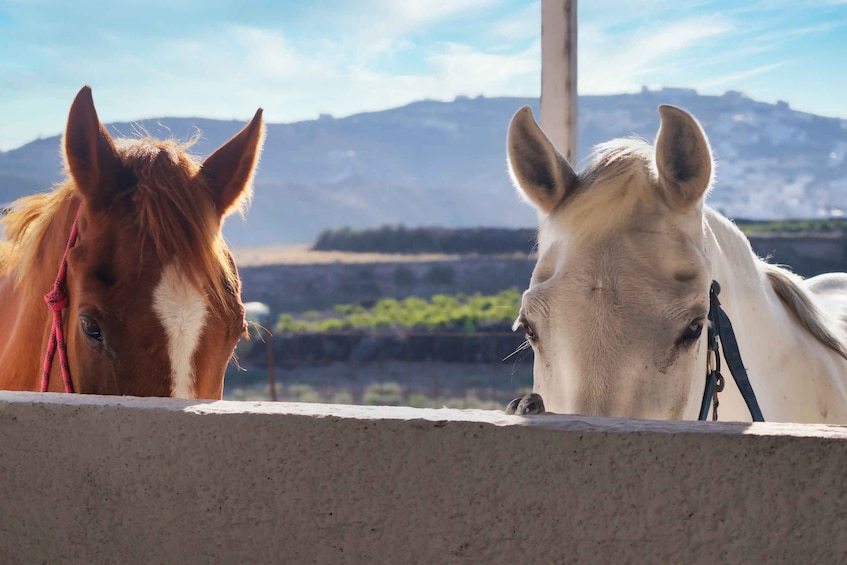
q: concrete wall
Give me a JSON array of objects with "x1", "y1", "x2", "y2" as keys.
[
  {"x1": 239, "y1": 235, "x2": 847, "y2": 314},
  {"x1": 1, "y1": 392, "x2": 846, "y2": 564}
]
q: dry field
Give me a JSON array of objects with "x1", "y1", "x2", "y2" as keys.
[
  {"x1": 231, "y1": 243, "x2": 531, "y2": 267},
  {"x1": 231, "y1": 243, "x2": 462, "y2": 267}
]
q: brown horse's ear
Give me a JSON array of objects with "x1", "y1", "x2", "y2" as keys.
[
  {"x1": 507, "y1": 106, "x2": 577, "y2": 215},
  {"x1": 200, "y1": 109, "x2": 265, "y2": 218},
  {"x1": 655, "y1": 105, "x2": 714, "y2": 211},
  {"x1": 64, "y1": 86, "x2": 130, "y2": 209}
]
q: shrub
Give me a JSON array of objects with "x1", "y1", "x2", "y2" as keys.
[
  {"x1": 286, "y1": 384, "x2": 322, "y2": 403},
  {"x1": 312, "y1": 225, "x2": 538, "y2": 254},
  {"x1": 407, "y1": 392, "x2": 434, "y2": 408},
  {"x1": 275, "y1": 288, "x2": 523, "y2": 333},
  {"x1": 329, "y1": 390, "x2": 354, "y2": 405},
  {"x1": 312, "y1": 221, "x2": 847, "y2": 256},
  {"x1": 362, "y1": 382, "x2": 405, "y2": 406}
]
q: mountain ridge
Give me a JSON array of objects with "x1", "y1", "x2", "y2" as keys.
[{"x1": 2, "y1": 88, "x2": 846, "y2": 246}]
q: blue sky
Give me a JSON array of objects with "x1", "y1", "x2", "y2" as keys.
[{"x1": 0, "y1": 0, "x2": 845, "y2": 150}]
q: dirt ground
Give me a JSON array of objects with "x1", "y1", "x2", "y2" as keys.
[
  {"x1": 231, "y1": 243, "x2": 531, "y2": 267},
  {"x1": 231, "y1": 243, "x2": 461, "y2": 267}
]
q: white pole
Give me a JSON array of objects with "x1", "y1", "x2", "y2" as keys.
[{"x1": 540, "y1": 0, "x2": 578, "y2": 165}]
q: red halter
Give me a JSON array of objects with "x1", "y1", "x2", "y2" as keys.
[{"x1": 41, "y1": 204, "x2": 83, "y2": 393}]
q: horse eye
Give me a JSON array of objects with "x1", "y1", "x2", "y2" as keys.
[
  {"x1": 224, "y1": 278, "x2": 237, "y2": 297},
  {"x1": 679, "y1": 319, "x2": 704, "y2": 345},
  {"x1": 80, "y1": 316, "x2": 104, "y2": 343},
  {"x1": 522, "y1": 320, "x2": 538, "y2": 341}
]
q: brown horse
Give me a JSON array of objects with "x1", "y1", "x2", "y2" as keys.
[{"x1": 0, "y1": 86, "x2": 264, "y2": 398}]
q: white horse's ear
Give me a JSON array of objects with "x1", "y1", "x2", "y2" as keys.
[
  {"x1": 655, "y1": 105, "x2": 714, "y2": 210},
  {"x1": 507, "y1": 106, "x2": 577, "y2": 214}
]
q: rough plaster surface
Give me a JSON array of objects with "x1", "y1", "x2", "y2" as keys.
[{"x1": 0, "y1": 392, "x2": 846, "y2": 564}]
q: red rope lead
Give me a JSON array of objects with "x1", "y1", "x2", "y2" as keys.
[{"x1": 41, "y1": 204, "x2": 83, "y2": 393}]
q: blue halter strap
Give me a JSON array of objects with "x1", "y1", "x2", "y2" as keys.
[{"x1": 698, "y1": 281, "x2": 765, "y2": 422}]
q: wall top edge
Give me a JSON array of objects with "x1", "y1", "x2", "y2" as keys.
[{"x1": 2, "y1": 391, "x2": 846, "y2": 439}]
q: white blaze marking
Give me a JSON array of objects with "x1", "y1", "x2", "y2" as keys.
[{"x1": 152, "y1": 264, "x2": 209, "y2": 399}]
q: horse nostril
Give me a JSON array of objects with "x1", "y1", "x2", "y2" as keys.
[
  {"x1": 505, "y1": 393, "x2": 546, "y2": 415},
  {"x1": 519, "y1": 393, "x2": 546, "y2": 415},
  {"x1": 505, "y1": 397, "x2": 522, "y2": 415}
]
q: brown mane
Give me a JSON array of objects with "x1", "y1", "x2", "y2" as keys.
[
  {"x1": 0, "y1": 136, "x2": 243, "y2": 305},
  {"x1": 0, "y1": 184, "x2": 74, "y2": 282}
]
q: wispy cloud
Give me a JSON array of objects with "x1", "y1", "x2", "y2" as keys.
[
  {"x1": 695, "y1": 61, "x2": 788, "y2": 89},
  {"x1": 580, "y1": 16, "x2": 732, "y2": 93},
  {"x1": 427, "y1": 42, "x2": 539, "y2": 91},
  {"x1": 489, "y1": 2, "x2": 538, "y2": 41},
  {"x1": 380, "y1": 0, "x2": 499, "y2": 25},
  {"x1": 576, "y1": 0, "x2": 846, "y2": 120},
  {"x1": 72, "y1": 21, "x2": 539, "y2": 131},
  {"x1": 0, "y1": 0, "x2": 845, "y2": 149}
]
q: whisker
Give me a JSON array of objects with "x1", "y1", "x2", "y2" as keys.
[
  {"x1": 510, "y1": 342, "x2": 534, "y2": 379},
  {"x1": 229, "y1": 352, "x2": 245, "y2": 371},
  {"x1": 502, "y1": 339, "x2": 531, "y2": 362},
  {"x1": 246, "y1": 320, "x2": 271, "y2": 342}
]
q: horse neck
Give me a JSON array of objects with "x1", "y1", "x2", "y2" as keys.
[
  {"x1": 703, "y1": 207, "x2": 847, "y2": 423},
  {"x1": 0, "y1": 194, "x2": 81, "y2": 391}
]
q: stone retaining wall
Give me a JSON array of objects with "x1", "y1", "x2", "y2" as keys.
[{"x1": 239, "y1": 235, "x2": 847, "y2": 314}]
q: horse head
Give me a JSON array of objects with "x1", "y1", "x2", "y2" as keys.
[{"x1": 1, "y1": 87, "x2": 265, "y2": 398}]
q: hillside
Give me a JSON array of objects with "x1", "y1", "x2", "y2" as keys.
[{"x1": 2, "y1": 88, "x2": 847, "y2": 246}]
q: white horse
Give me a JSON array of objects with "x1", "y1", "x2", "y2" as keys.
[{"x1": 505, "y1": 104, "x2": 847, "y2": 423}]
